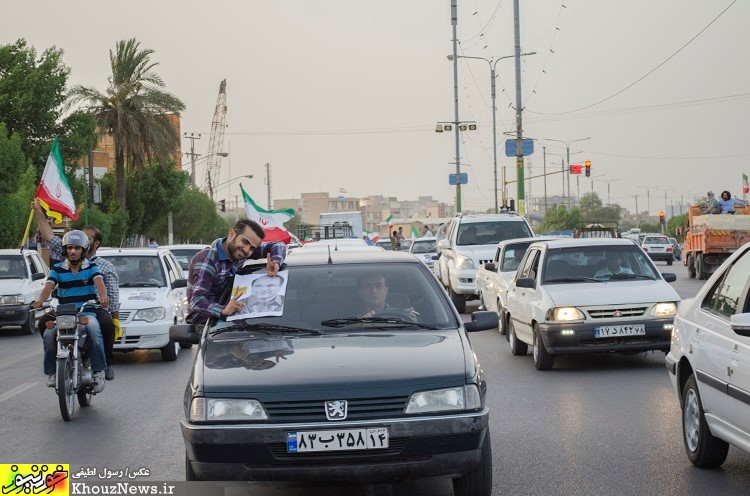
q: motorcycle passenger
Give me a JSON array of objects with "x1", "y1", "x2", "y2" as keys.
[{"x1": 32, "y1": 230, "x2": 110, "y2": 393}]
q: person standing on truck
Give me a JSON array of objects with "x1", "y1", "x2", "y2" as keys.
[
  {"x1": 703, "y1": 191, "x2": 721, "y2": 214},
  {"x1": 719, "y1": 190, "x2": 746, "y2": 214}
]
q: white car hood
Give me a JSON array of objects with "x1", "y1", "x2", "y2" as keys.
[
  {"x1": 458, "y1": 245, "x2": 496, "y2": 261},
  {"x1": 545, "y1": 279, "x2": 680, "y2": 306},
  {"x1": 0, "y1": 279, "x2": 34, "y2": 297},
  {"x1": 119, "y1": 287, "x2": 169, "y2": 309}
]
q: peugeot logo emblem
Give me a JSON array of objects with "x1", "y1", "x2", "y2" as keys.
[
  {"x1": 613, "y1": 310, "x2": 623, "y2": 317},
  {"x1": 325, "y1": 400, "x2": 348, "y2": 421}
]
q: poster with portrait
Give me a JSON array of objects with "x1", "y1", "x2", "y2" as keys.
[{"x1": 227, "y1": 270, "x2": 289, "y2": 320}]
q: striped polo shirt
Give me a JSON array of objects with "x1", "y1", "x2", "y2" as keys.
[{"x1": 47, "y1": 258, "x2": 103, "y2": 310}]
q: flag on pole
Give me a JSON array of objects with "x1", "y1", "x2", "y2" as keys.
[
  {"x1": 34, "y1": 136, "x2": 78, "y2": 222},
  {"x1": 385, "y1": 215, "x2": 394, "y2": 230},
  {"x1": 411, "y1": 226, "x2": 419, "y2": 239},
  {"x1": 241, "y1": 184, "x2": 295, "y2": 244},
  {"x1": 363, "y1": 230, "x2": 380, "y2": 243},
  {"x1": 743, "y1": 173, "x2": 749, "y2": 195}
]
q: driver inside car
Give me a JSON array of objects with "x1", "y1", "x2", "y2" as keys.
[{"x1": 356, "y1": 273, "x2": 417, "y2": 322}]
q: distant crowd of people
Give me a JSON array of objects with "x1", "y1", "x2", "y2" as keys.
[{"x1": 703, "y1": 190, "x2": 747, "y2": 214}]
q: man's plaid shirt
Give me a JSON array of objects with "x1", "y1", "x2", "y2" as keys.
[
  {"x1": 49, "y1": 236, "x2": 120, "y2": 312},
  {"x1": 187, "y1": 237, "x2": 286, "y2": 323}
]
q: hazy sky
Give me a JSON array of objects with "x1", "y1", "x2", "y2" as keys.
[{"x1": 4, "y1": 0, "x2": 749, "y2": 214}]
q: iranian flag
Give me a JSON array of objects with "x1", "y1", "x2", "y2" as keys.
[
  {"x1": 743, "y1": 173, "x2": 749, "y2": 194},
  {"x1": 385, "y1": 215, "x2": 394, "y2": 230},
  {"x1": 241, "y1": 184, "x2": 294, "y2": 244},
  {"x1": 363, "y1": 230, "x2": 380, "y2": 243},
  {"x1": 34, "y1": 136, "x2": 78, "y2": 222}
]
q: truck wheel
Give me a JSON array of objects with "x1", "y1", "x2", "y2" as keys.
[
  {"x1": 687, "y1": 254, "x2": 696, "y2": 278},
  {"x1": 449, "y1": 287, "x2": 466, "y2": 314},
  {"x1": 697, "y1": 254, "x2": 708, "y2": 280}
]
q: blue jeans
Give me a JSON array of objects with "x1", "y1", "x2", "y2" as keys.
[{"x1": 43, "y1": 314, "x2": 107, "y2": 375}]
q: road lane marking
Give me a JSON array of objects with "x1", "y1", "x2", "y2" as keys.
[
  {"x1": 0, "y1": 382, "x2": 37, "y2": 404},
  {"x1": 0, "y1": 351, "x2": 38, "y2": 373}
]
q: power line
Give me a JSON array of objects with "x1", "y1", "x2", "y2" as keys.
[{"x1": 527, "y1": 0, "x2": 738, "y2": 115}]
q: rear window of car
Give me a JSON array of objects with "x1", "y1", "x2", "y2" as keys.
[
  {"x1": 643, "y1": 237, "x2": 669, "y2": 245},
  {"x1": 501, "y1": 243, "x2": 531, "y2": 272},
  {"x1": 456, "y1": 221, "x2": 532, "y2": 246},
  {"x1": 410, "y1": 240, "x2": 436, "y2": 254}
]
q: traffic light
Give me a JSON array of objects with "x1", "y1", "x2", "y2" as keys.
[
  {"x1": 659, "y1": 211, "x2": 665, "y2": 225},
  {"x1": 585, "y1": 160, "x2": 591, "y2": 177},
  {"x1": 219, "y1": 199, "x2": 226, "y2": 212}
]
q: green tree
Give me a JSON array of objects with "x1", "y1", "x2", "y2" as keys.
[
  {"x1": 667, "y1": 213, "x2": 688, "y2": 240},
  {"x1": 153, "y1": 188, "x2": 229, "y2": 243},
  {"x1": 579, "y1": 192, "x2": 622, "y2": 224},
  {"x1": 125, "y1": 162, "x2": 189, "y2": 236},
  {"x1": 69, "y1": 38, "x2": 185, "y2": 210},
  {"x1": 537, "y1": 205, "x2": 584, "y2": 233}
]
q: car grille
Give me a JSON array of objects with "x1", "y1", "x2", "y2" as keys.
[
  {"x1": 263, "y1": 396, "x2": 409, "y2": 422},
  {"x1": 268, "y1": 438, "x2": 408, "y2": 460},
  {"x1": 119, "y1": 310, "x2": 133, "y2": 321},
  {"x1": 478, "y1": 259, "x2": 492, "y2": 266},
  {"x1": 586, "y1": 306, "x2": 648, "y2": 319}
]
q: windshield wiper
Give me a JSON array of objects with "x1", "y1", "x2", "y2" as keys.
[
  {"x1": 545, "y1": 276, "x2": 602, "y2": 283},
  {"x1": 121, "y1": 282, "x2": 162, "y2": 287},
  {"x1": 210, "y1": 322, "x2": 324, "y2": 336},
  {"x1": 609, "y1": 273, "x2": 655, "y2": 280},
  {"x1": 320, "y1": 317, "x2": 439, "y2": 329}
]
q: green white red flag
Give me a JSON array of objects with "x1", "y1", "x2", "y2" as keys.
[
  {"x1": 743, "y1": 173, "x2": 749, "y2": 194},
  {"x1": 34, "y1": 136, "x2": 78, "y2": 222},
  {"x1": 241, "y1": 184, "x2": 295, "y2": 244},
  {"x1": 385, "y1": 215, "x2": 393, "y2": 230}
]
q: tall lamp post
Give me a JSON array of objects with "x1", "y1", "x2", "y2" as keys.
[
  {"x1": 597, "y1": 177, "x2": 621, "y2": 205},
  {"x1": 638, "y1": 185, "x2": 658, "y2": 215},
  {"x1": 544, "y1": 137, "x2": 591, "y2": 208},
  {"x1": 447, "y1": 51, "x2": 536, "y2": 213}
]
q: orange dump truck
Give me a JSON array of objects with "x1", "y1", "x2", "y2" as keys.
[{"x1": 683, "y1": 205, "x2": 750, "y2": 279}]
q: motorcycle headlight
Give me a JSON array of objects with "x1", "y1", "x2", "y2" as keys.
[
  {"x1": 0, "y1": 295, "x2": 23, "y2": 305},
  {"x1": 56, "y1": 315, "x2": 77, "y2": 330},
  {"x1": 651, "y1": 302, "x2": 677, "y2": 317},
  {"x1": 456, "y1": 255, "x2": 476, "y2": 270},
  {"x1": 405, "y1": 385, "x2": 481, "y2": 414},
  {"x1": 133, "y1": 307, "x2": 167, "y2": 322},
  {"x1": 189, "y1": 397, "x2": 268, "y2": 421},
  {"x1": 547, "y1": 307, "x2": 585, "y2": 321}
]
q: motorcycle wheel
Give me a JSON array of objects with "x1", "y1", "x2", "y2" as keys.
[
  {"x1": 57, "y1": 356, "x2": 76, "y2": 421},
  {"x1": 78, "y1": 358, "x2": 92, "y2": 407}
]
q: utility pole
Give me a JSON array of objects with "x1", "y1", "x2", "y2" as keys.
[
  {"x1": 264, "y1": 162, "x2": 272, "y2": 209},
  {"x1": 633, "y1": 194, "x2": 640, "y2": 229},
  {"x1": 183, "y1": 132, "x2": 202, "y2": 186},
  {"x1": 513, "y1": 0, "x2": 525, "y2": 215},
  {"x1": 451, "y1": 0, "x2": 462, "y2": 212},
  {"x1": 543, "y1": 146, "x2": 548, "y2": 217}
]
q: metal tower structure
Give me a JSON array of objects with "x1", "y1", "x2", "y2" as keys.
[{"x1": 204, "y1": 79, "x2": 227, "y2": 200}]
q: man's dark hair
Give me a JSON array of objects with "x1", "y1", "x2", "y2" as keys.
[
  {"x1": 234, "y1": 219, "x2": 265, "y2": 240},
  {"x1": 252, "y1": 274, "x2": 285, "y2": 286},
  {"x1": 82, "y1": 225, "x2": 102, "y2": 246}
]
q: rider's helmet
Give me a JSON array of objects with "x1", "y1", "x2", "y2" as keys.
[{"x1": 62, "y1": 230, "x2": 89, "y2": 267}]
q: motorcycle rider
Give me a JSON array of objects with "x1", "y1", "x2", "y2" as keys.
[{"x1": 32, "y1": 230, "x2": 110, "y2": 393}]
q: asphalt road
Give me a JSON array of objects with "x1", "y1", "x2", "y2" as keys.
[{"x1": 1, "y1": 261, "x2": 748, "y2": 495}]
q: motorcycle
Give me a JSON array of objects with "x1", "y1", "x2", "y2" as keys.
[{"x1": 43, "y1": 301, "x2": 101, "y2": 421}]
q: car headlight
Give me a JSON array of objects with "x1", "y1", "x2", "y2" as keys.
[
  {"x1": 0, "y1": 295, "x2": 24, "y2": 305},
  {"x1": 405, "y1": 385, "x2": 481, "y2": 414},
  {"x1": 456, "y1": 255, "x2": 476, "y2": 270},
  {"x1": 547, "y1": 307, "x2": 585, "y2": 321},
  {"x1": 133, "y1": 307, "x2": 167, "y2": 322},
  {"x1": 651, "y1": 302, "x2": 677, "y2": 317},
  {"x1": 189, "y1": 397, "x2": 268, "y2": 421}
]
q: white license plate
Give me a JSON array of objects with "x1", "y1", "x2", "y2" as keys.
[
  {"x1": 594, "y1": 324, "x2": 646, "y2": 338},
  {"x1": 287, "y1": 428, "x2": 389, "y2": 453}
]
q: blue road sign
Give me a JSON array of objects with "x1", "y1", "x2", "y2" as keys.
[
  {"x1": 504, "y1": 138, "x2": 534, "y2": 157},
  {"x1": 449, "y1": 173, "x2": 468, "y2": 185}
]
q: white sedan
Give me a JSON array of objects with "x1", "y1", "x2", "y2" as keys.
[
  {"x1": 475, "y1": 236, "x2": 564, "y2": 336},
  {"x1": 98, "y1": 248, "x2": 188, "y2": 361},
  {"x1": 666, "y1": 241, "x2": 750, "y2": 468},
  {"x1": 505, "y1": 238, "x2": 680, "y2": 370}
]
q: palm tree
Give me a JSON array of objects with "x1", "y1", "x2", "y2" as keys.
[{"x1": 69, "y1": 38, "x2": 185, "y2": 210}]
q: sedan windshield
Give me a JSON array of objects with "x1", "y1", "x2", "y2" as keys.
[
  {"x1": 104, "y1": 255, "x2": 167, "y2": 287},
  {"x1": 543, "y1": 245, "x2": 660, "y2": 283},
  {"x1": 211, "y1": 262, "x2": 459, "y2": 335},
  {"x1": 0, "y1": 255, "x2": 27, "y2": 279},
  {"x1": 456, "y1": 221, "x2": 532, "y2": 246},
  {"x1": 410, "y1": 240, "x2": 436, "y2": 254}
]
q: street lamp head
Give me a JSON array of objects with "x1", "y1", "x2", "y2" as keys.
[
  {"x1": 446, "y1": 55, "x2": 454, "y2": 61},
  {"x1": 217, "y1": 152, "x2": 229, "y2": 158}
]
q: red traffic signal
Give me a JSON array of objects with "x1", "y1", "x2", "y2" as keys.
[{"x1": 570, "y1": 164, "x2": 582, "y2": 175}]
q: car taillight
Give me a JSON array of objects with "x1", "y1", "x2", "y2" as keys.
[
  {"x1": 666, "y1": 247, "x2": 672, "y2": 252},
  {"x1": 643, "y1": 247, "x2": 648, "y2": 251}
]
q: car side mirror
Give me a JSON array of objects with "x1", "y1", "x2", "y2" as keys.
[
  {"x1": 32, "y1": 272, "x2": 46, "y2": 281},
  {"x1": 729, "y1": 313, "x2": 750, "y2": 337},
  {"x1": 170, "y1": 324, "x2": 200, "y2": 344},
  {"x1": 437, "y1": 239, "x2": 451, "y2": 252},
  {"x1": 464, "y1": 310, "x2": 499, "y2": 332},
  {"x1": 484, "y1": 262, "x2": 496, "y2": 272},
  {"x1": 516, "y1": 277, "x2": 534, "y2": 289},
  {"x1": 172, "y1": 278, "x2": 188, "y2": 289},
  {"x1": 661, "y1": 273, "x2": 677, "y2": 283}
]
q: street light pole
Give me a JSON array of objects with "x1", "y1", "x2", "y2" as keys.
[
  {"x1": 450, "y1": 0, "x2": 462, "y2": 212},
  {"x1": 638, "y1": 185, "x2": 657, "y2": 215},
  {"x1": 597, "y1": 177, "x2": 621, "y2": 205},
  {"x1": 448, "y1": 52, "x2": 535, "y2": 213},
  {"x1": 544, "y1": 137, "x2": 591, "y2": 208}
]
